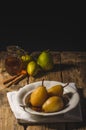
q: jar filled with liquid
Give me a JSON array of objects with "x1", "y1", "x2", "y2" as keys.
[{"x1": 5, "y1": 45, "x2": 25, "y2": 76}]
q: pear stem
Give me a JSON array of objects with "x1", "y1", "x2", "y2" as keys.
[
  {"x1": 46, "y1": 49, "x2": 50, "y2": 53},
  {"x1": 42, "y1": 79, "x2": 44, "y2": 86},
  {"x1": 63, "y1": 83, "x2": 69, "y2": 88}
]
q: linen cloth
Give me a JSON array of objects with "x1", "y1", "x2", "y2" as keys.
[{"x1": 7, "y1": 83, "x2": 82, "y2": 122}]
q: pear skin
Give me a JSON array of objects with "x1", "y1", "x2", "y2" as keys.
[
  {"x1": 27, "y1": 61, "x2": 39, "y2": 76},
  {"x1": 47, "y1": 85, "x2": 63, "y2": 97},
  {"x1": 42, "y1": 96, "x2": 64, "y2": 113},
  {"x1": 30, "y1": 85, "x2": 48, "y2": 107},
  {"x1": 37, "y1": 51, "x2": 54, "y2": 71}
]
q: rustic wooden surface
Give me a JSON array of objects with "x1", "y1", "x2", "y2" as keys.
[{"x1": 0, "y1": 51, "x2": 86, "y2": 130}]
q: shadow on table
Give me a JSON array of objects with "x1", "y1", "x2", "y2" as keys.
[
  {"x1": 64, "y1": 88, "x2": 86, "y2": 130},
  {"x1": 34, "y1": 63, "x2": 78, "y2": 78}
]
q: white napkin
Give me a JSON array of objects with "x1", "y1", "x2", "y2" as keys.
[{"x1": 7, "y1": 83, "x2": 82, "y2": 122}]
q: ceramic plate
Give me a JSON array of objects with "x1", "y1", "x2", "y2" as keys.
[{"x1": 16, "y1": 81, "x2": 80, "y2": 116}]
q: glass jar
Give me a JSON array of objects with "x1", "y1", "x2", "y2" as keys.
[
  {"x1": 0, "y1": 51, "x2": 7, "y2": 73},
  {"x1": 5, "y1": 45, "x2": 25, "y2": 76}
]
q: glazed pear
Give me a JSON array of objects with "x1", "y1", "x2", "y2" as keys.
[
  {"x1": 42, "y1": 96, "x2": 64, "y2": 113},
  {"x1": 47, "y1": 85, "x2": 63, "y2": 97},
  {"x1": 30, "y1": 80, "x2": 48, "y2": 107}
]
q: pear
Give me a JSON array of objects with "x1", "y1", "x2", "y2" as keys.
[
  {"x1": 30, "y1": 80, "x2": 48, "y2": 107},
  {"x1": 21, "y1": 54, "x2": 33, "y2": 63},
  {"x1": 47, "y1": 85, "x2": 64, "y2": 97},
  {"x1": 21, "y1": 54, "x2": 33, "y2": 69},
  {"x1": 42, "y1": 96, "x2": 64, "y2": 113},
  {"x1": 27, "y1": 61, "x2": 39, "y2": 76},
  {"x1": 37, "y1": 50, "x2": 54, "y2": 71}
]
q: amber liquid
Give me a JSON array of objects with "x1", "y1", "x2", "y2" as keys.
[{"x1": 5, "y1": 56, "x2": 23, "y2": 75}]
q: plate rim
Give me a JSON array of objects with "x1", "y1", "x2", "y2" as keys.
[{"x1": 16, "y1": 80, "x2": 80, "y2": 116}]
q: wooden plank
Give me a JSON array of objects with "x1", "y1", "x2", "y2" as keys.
[
  {"x1": 26, "y1": 124, "x2": 66, "y2": 130},
  {"x1": 0, "y1": 91, "x2": 24, "y2": 130},
  {"x1": 61, "y1": 51, "x2": 86, "y2": 88},
  {"x1": 24, "y1": 51, "x2": 66, "y2": 130},
  {"x1": 61, "y1": 52, "x2": 86, "y2": 130},
  {"x1": 1, "y1": 51, "x2": 86, "y2": 130},
  {"x1": 0, "y1": 51, "x2": 66, "y2": 130}
]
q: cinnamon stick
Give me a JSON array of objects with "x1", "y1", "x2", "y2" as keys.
[
  {"x1": 3, "y1": 73, "x2": 21, "y2": 84},
  {"x1": 7, "y1": 74, "x2": 27, "y2": 88},
  {"x1": 14, "y1": 73, "x2": 27, "y2": 85},
  {"x1": 3, "y1": 70, "x2": 27, "y2": 85},
  {"x1": 3, "y1": 73, "x2": 27, "y2": 88}
]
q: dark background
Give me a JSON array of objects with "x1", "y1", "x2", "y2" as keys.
[{"x1": 0, "y1": 16, "x2": 86, "y2": 52}]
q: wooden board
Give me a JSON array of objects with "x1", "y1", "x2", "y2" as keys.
[{"x1": 0, "y1": 51, "x2": 86, "y2": 130}]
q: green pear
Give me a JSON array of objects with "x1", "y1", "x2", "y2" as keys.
[
  {"x1": 37, "y1": 50, "x2": 54, "y2": 71},
  {"x1": 21, "y1": 54, "x2": 33, "y2": 63},
  {"x1": 21, "y1": 54, "x2": 33, "y2": 69},
  {"x1": 27, "y1": 61, "x2": 39, "y2": 76}
]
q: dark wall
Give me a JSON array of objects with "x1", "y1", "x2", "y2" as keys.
[{"x1": 0, "y1": 16, "x2": 86, "y2": 52}]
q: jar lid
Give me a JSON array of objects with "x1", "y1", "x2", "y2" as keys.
[{"x1": 7, "y1": 45, "x2": 25, "y2": 56}]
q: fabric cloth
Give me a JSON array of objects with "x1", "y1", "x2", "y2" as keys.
[{"x1": 7, "y1": 83, "x2": 82, "y2": 122}]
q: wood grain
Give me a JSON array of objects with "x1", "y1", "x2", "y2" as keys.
[{"x1": 0, "y1": 51, "x2": 86, "y2": 130}]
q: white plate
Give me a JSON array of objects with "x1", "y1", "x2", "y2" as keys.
[{"x1": 16, "y1": 81, "x2": 80, "y2": 116}]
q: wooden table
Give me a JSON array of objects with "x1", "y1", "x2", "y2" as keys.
[{"x1": 0, "y1": 51, "x2": 86, "y2": 130}]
